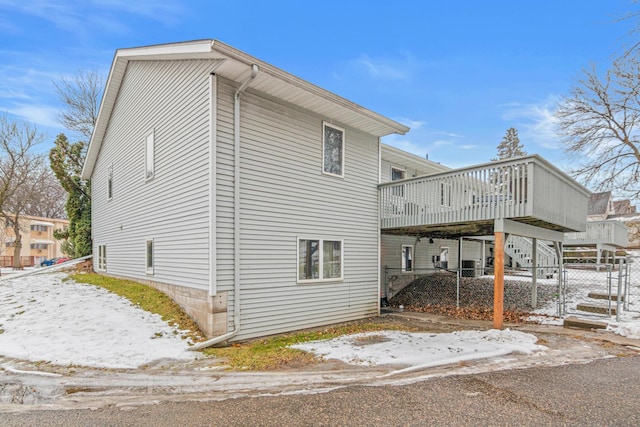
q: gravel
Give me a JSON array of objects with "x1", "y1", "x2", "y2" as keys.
[{"x1": 390, "y1": 272, "x2": 558, "y2": 311}]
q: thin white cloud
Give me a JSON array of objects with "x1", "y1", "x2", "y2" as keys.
[
  {"x1": 356, "y1": 54, "x2": 410, "y2": 81},
  {"x1": 92, "y1": 0, "x2": 185, "y2": 25},
  {"x1": 460, "y1": 144, "x2": 477, "y2": 150},
  {"x1": 337, "y1": 52, "x2": 419, "y2": 83},
  {"x1": 500, "y1": 96, "x2": 562, "y2": 150},
  {"x1": 0, "y1": 0, "x2": 185, "y2": 39},
  {"x1": 394, "y1": 117, "x2": 428, "y2": 130},
  {"x1": 10, "y1": 103, "x2": 61, "y2": 129}
]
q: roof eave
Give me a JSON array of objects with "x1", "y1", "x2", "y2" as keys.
[{"x1": 81, "y1": 40, "x2": 409, "y2": 179}]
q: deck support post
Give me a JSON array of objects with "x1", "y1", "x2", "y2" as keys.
[
  {"x1": 493, "y1": 230, "x2": 505, "y2": 329},
  {"x1": 531, "y1": 237, "x2": 538, "y2": 309}
]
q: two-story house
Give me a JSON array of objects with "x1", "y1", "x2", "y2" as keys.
[{"x1": 82, "y1": 40, "x2": 589, "y2": 343}]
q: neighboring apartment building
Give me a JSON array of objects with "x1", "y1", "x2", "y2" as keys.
[
  {"x1": 1, "y1": 214, "x2": 69, "y2": 267},
  {"x1": 82, "y1": 40, "x2": 589, "y2": 342}
]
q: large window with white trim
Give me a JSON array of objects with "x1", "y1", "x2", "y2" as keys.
[
  {"x1": 322, "y1": 122, "x2": 344, "y2": 177},
  {"x1": 298, "y1": 238, "x2": 343, "y2": 282}
]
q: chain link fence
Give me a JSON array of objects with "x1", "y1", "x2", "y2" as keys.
[{"x1": 385, "y1": 255, "x2": 638, "y2": 321}]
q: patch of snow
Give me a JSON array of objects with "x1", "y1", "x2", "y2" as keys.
[
  {"x1": 0, "y1": 272, "x2": 196, "y2": 369},
  {"x1": 291, "y1": 329, "x2": 546, "y2": 373}
]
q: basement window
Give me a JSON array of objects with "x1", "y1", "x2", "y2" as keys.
[
  {"x1": 97, "y1": 244, "x2": 107, "y2": 271},
  {"x1": 146, "y1": 239, "x2": 154, "y2": 275}
]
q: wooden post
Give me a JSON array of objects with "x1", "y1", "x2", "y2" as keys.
[{"x1": 493, "y1": 231, "x2": 505, "y2": 329}]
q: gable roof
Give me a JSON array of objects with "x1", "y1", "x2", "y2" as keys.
[
  {"x1": 613, "y1": 199, "x2": 636, "y2": 215},
  {"x1": 587, "y1": 191, "x2": 612, "y2": 216},
  {"x1": 82, "y1": 40, "x2": 410, "y2": 179}
]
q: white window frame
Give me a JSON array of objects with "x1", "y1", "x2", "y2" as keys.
[
  {"x1": 145, "y1": 130, "x2": 155, "y2": 181},
  {"x1": 297, "y1": 237, "x2": 344, "y2": 283},
  {"x1": 401, "y1": 244, "x2": 414, "y2": 273},
  {"x1": 107, "y1": 164, "x2": 113, "y2": 200},
  {"x1": 97, "y1": 244, "x2": 107, "y2": 271},
  {"x1": 146, "y1": 239, "x2": 154, "y2": 275},
  {"x1": 391, "y1": 167, "x2": 406, "y2": 181},
  {"x1": 322, "y1": 122, "x2": 345, "y2": 178}
]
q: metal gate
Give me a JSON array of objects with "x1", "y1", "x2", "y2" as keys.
[{"x1": 560, "y1": 257, "x2": 638, "y2": 320}]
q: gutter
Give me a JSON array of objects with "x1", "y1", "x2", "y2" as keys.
[{"x1": 190, "y1": 64, "x2": 260, "y2": 351}]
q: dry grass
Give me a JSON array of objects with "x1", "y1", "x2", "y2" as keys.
[{"x1": 68, "y1": 272, "x2": 204, "y2": 343}]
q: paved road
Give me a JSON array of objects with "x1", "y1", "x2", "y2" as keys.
[{"x1": 4, "y1": 355, "x2": 639, "y2": 426}]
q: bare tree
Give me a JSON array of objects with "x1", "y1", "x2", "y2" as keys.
[
  {"x1": 0, "y1": 115, "x2": 45, "y2": 268},
  {"x1": 23, "y1": 167, "x2": 67, "y2": 219},
  {"x1": 4, "y1": 155, "x2": 47, "y2": 268},
  {"x1": 555, "y1": 57, "x2": 640, "y2": 200},
  {"x1": 51, "y1": 69, "x2": 102, "y2": 258},
  {"x1": 54, "y1": 69, "x2": 103, "y2": 140}
]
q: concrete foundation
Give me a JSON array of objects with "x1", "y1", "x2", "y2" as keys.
[{"x1": 99, "y1": 273, "x2": 228, "y2": 338}]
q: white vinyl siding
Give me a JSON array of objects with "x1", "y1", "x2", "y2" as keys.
[
  {"x1": 215, "y1": 79, "x2": 379, "y2": 340},
  {"x1": 91, "y1": 59, "x2": 214, "y2": 290}
]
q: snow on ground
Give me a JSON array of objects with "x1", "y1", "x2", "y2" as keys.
[
  {"x1": 0, "y1": 272, "x2": 196, "y2": 369},
  {"x1": 291, "y1": 329, "x2": 545, "y2": 374},
  {"x1": 1, "y1": 261, "x2": 640, "y2": 372},
  {"x1": 529, "y1": 250, "x2": 640, "y2": 338}
]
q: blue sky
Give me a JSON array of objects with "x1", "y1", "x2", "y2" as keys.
[{"x1": 0, "y1": 0, "x2": 636, "y2": 180}]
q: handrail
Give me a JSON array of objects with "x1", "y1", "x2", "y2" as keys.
[{"x1": 380, "y1": 155, "x2": 589, "y2": 233}]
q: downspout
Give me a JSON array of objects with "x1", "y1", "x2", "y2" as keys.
[{"x1": 190, "y1": 64, "x2": 259, "y2": 351}]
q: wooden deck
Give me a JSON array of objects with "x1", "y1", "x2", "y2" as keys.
[
  {"x1": 380, "y1": 155, "x2": 589, "y2": 238},
  {"x1": 563, "y1": 220, "x2": 629, "y2": 248}
]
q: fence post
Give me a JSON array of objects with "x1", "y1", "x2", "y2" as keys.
[
  {"x1": 624, "y1": 256, "x2": 630, "y2": 312},
  {"x1": 456, "y1": 268, "x2": 460, "y2": 308},
  {"x1": 607, "y1": 264, "x2": 612, "y2": 318},
  {"x1": 617, "y1": 259, "x2": 623, "y2": 322}
]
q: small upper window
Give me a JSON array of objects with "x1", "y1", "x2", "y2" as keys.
[
  {"x1": 322, "y1": 122, "x2": 344, "y2": 177},
  {"x1": 145, "y1": 131, "x2": 155, "y2": 180},
  {"x1": 108, "y1": 165, "x2": 113, "y2": 199},
  {"x1": 391, "y1": 167, "x2": 406, "y2": 181}
]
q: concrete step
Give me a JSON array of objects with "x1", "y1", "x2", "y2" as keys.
[
  {"x1": 576, "y1": 303, "x2": 617, "y2": 315},
  {"x1": 563, "y1": 316, "x2": 608, "y2": 330},
  {"x1": 587, "y1": 292, "x2": 625, "y2": 302}
]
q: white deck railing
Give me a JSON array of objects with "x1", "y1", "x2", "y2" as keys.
[
  {"x1": 563, "y1": 220, "x2": 629, "y2": 247},
  {"x1": 380, "y1": 155, "x2": 589, "y2": 233}
]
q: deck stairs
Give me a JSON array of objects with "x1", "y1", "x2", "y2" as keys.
[
  {"x1": 575, "y1": 290, "x2": 623, "y2": 316},
  {"x1": 505, "y1": 235, "x2": 557, "y2": 278}
]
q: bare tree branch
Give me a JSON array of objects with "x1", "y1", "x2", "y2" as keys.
[
  {"x1": 555, "y1": 58, "x2": 640, "y2": 200},
  {"x1": 53, "y1": 69, "x2": 103, "y2": 141}
]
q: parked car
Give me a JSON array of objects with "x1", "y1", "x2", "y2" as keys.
[
  {"x1": 54, "y1": 257, "x2": 71, "y2": 264},
  {"x1": 40, "y1": 258, "x2": 60, "y2": 267}
]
